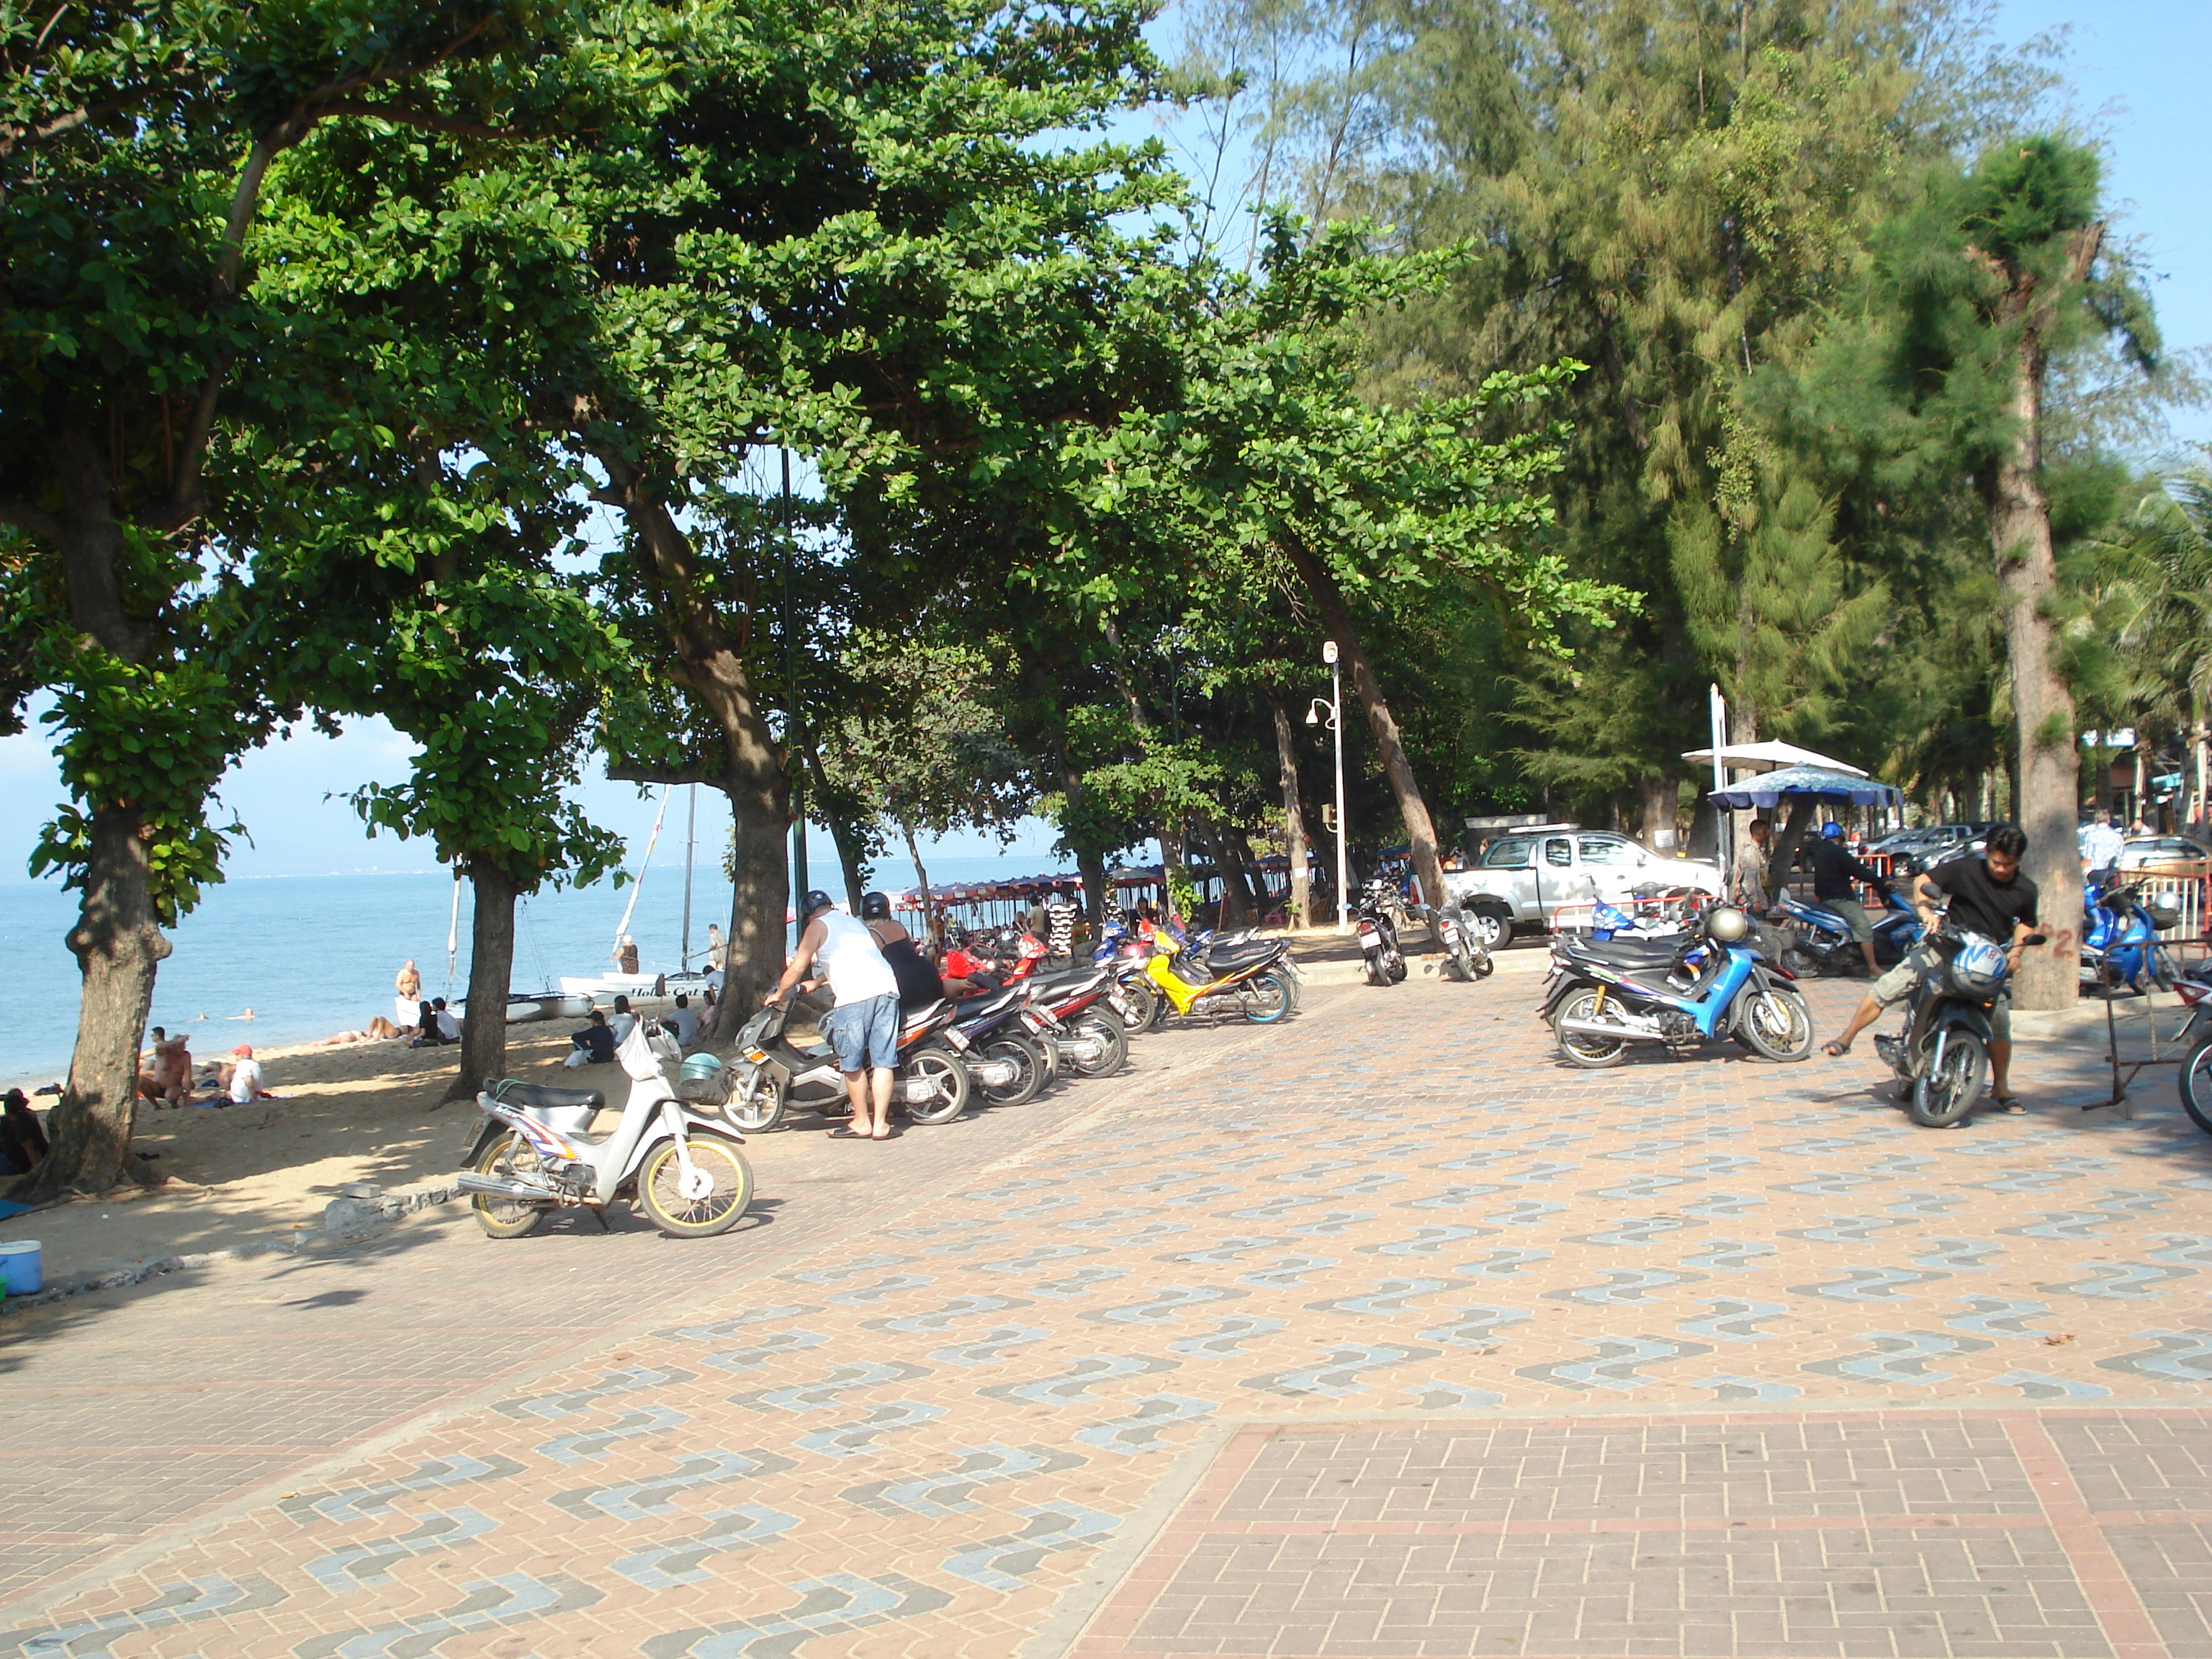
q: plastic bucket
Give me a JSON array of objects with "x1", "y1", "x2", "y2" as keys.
[{"x1": 0, "y1": 1240, "x2": 40, "y2": 1296}]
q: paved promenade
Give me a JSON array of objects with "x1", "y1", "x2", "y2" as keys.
[{"x1": 4, "y1": 964, "x2": 2211, "y2": 1658}]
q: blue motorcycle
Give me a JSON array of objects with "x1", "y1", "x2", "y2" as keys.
[
  {"x1": 1773, "y1": 886, "x2": 1920, "y2": 976},
  {"x1": 2081, "y1": 873, "x2": 2180, "y2": 994},
  {"x1": 1545, "y1": 904, "x2": 1815, "y2": 1069}
]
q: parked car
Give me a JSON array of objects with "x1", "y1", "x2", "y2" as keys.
[
  {"x1": 2118, "y1": 835, "x2": 2211, "y2": 869},
  {"x1": 1442, "y1": 826, "x2": 1725, "y2": 948}
]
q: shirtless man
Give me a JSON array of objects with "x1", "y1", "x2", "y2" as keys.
[{"x1": 138, "y1": 1028, "x2": 190, "y2": 1108}]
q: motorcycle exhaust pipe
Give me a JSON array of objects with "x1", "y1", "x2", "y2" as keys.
[
  {"x1": 457, "y1": 1172, "x2": 556, "y2": 1203},
  {"x1": 1555, "y1": 1015, "x2": 1665, "y2": 1043}
]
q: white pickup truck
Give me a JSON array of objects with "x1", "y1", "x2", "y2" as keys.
[{"x1": 1441, "y1": 824, "x2": 1725, "y2": 948}]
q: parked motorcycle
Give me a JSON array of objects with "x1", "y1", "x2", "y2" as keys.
[
  {"x1": 1355, "y1": 876, "x2": 1408, "y2": 986},
  {"x1": 1141, "y1": 931, "x2": 1300, "y2": 1024},
  {"x1": 1426, "y1": 898, "x2": 1495, "y2": 981},
  {"x1": 950, "y1": 984, "x2": 1056, "y2": 1107},
  {"x1": 1022, "y1": 963, "x2": 1133, "y2": 1076},
  {"x1": 2174, "y1": 963, "x2": 2212, "y2": 1136},
  {"x1": 1547, "y1": 904, "x2": 1813, "y2": 1069},
  {"x1": 458, "y1": 1021, "x2": 754, "y2": 1239},
  {"x1": 1874, "y1": 920, "x2": 2046, "y2": 1128},
  {"x1": 723, "y1": 997, "x2": 973, "y2": 1132},
  {"x1": 2081, "y1": 871, "x2": 2180, "y2": 994}
]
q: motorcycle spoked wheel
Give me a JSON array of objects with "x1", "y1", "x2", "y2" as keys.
[
  {"x1": 978, "y1": 1034, "x2": 1047, "y2": 1107},
  {"x1": 470, "y1": 1133, "x2": 552, "y2": 1239},
  {"x1": 634, "y1": 1136, "x2": 755, "y2": 1238},
  {"x1": 899, "y1": 1042, "x2": 974, "y2": 1124},
  {"x1": 2181, "y1": 1035, "x2": 2212, "y2": 1137},
  {"x1": 1238, "y1": 970, "x2": 1296, "y2": 1024},
  {"x1": 725, "y1": 1069, "x2": 789, "y2": 1133},
  {"x1": 1736, "y1": 987, "x2": 1815, "y2": 1062},
  {"x1": 1065, "y1": 1012, "x2": 1129, "y2": 1076},
  {"x1": 1114, "y1": 978, "x2": 1160, "y2": 1032},
  {"x1": 1906, "y1": 1030, "x2": 1988, "y2": 1128},
  {"x1": 1552, "y1": 989, "x2": 1631, "y2": 1069}
]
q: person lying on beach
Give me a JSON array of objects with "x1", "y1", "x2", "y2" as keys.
[
  {"x1": 315, "y1": 1016, "x2": 400, "y2": 1047},
  {"x1": 564, "y1": 1011, "x2": 616, "y2": 1069}
]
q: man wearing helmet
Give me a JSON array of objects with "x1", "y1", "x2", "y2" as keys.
[
  {"x1": 1822, "y1": 823, "x2": 2041, "y2": 1111},
  {"x1": 766, "y1": 890, "x2": 904, "y2": 1138},
  {"x1": 1807, "y1": 822, "x2": 1892, "y2": 977}
]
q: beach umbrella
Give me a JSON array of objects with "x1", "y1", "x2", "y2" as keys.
[
  {"x1": 1706, "y1": 764, "x2": 1899, "y2": 809},
  {"x1": 1681, "y1": 739, "x2": 1869, "y2": 776}
]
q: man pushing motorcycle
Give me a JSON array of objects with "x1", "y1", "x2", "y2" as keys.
[
  {"x1": 765, "y1": 890, "x2": 904, "y2": 1140},
  {"x1": 1822, "y1": 823, "x2": 2040, "y2": 1112}
]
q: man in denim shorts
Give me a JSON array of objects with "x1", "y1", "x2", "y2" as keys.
[{"x1": 767, "y1": 890, "x2": 904, "y2": 1138}]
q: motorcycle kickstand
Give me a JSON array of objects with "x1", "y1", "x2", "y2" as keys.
[{"x1": 587, "y1": 1202, "x2": 611, "y2": 1233}]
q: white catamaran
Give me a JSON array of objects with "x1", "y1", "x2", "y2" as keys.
[{"x1": 559, "y1": 784, "x2": 715, "y2": 1003}]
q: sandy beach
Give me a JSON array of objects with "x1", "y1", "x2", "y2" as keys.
[{"x1": 0, "y1": 1005, "x2": 709, "y2": 1285}]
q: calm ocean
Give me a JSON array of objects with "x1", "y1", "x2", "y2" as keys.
[{"x1": 0, "y1": 851, "x2": 1079, "y2": 1089}]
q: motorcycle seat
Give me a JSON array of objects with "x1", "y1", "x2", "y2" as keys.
[
  {"x1": 1207, "y1": 940, "x2": 1279, "y2": 969},
  {"x1": 954, "y1": 988, "x2": 1022, "y2": 1021},
  {"x1": 490, "y1": 1080, "x2": 606, "y2": 1112},
  {"x1": 1560, "y1": 935, "x2": 1681, "y2": 966}
]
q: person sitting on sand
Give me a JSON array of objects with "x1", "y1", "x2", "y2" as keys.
[
  {"x1": 138, "y1": 1028, "x2": 191, "y2": 1108},
  {"x1": 667, "y1": 993, "x2": 701, "y2": 1047},
  {"x1": 608, "y1": 995, "x2": 638, "y2": 1044},
  {"x1": 410, "y1": 999, "x2": 449, "y2": 1048},
  {"x1": 222, "y1": 1045, "x2": 265, "y2": 1105},
  {"x1": 431, "y1": 997, "x2": 462, "y2": 1043},
  {"x1": 565, "y1": 1010, "x2": 616, "y2": 1069},
  {"x1": 0, "y1": 1089, "x2": 48, "y2": 1174}
]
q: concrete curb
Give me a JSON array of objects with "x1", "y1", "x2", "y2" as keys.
[{"x1": 0, "y1": 1178, "x2": 467, "y2": 1315}]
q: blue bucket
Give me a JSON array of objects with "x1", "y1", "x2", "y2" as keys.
[{"x1": 0, "y1": 1240, "x2": 41, "y2": 1296}]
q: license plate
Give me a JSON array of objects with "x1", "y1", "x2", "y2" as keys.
[{"x1": 943, "y1": 1028, "x2": 970, "y2": 1051}]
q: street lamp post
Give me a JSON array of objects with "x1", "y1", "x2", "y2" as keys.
[{"x1": 1306, "y1": 641, "x2": 1350, "y2": 934}]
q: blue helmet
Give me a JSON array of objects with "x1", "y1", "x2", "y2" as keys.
[{"x1": 1820, "y1": 822, "x2": 1844, "y2": 840}]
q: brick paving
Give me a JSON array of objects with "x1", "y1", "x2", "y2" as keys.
[{"x1": 0, "y1": 965, "x2": 2208, "y2": 1658}]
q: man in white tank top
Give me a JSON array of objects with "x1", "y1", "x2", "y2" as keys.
[{"x1": 767, "y1": 889, "x2": 904, "y2": 1138}]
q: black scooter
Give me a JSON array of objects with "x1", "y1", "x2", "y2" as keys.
[
  {"x1": 1356, "y1": 877, "x2": 1408, "y2": 986},
  {"x1": 725, "y1": 998, "x2": 971, "y2": 1132}
]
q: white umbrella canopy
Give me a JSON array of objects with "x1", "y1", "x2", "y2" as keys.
[{"x1": 1680, "y1": 739, "x2": 1869, "y2": 777}]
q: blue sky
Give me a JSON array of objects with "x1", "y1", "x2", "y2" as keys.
[{"x1": 0, "y1": 0, "x2": 2202, "y2": 882}]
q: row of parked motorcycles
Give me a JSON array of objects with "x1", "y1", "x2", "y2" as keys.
[{"x1": 455, "y1": 916, "x2": 1304, "y2": 1240}]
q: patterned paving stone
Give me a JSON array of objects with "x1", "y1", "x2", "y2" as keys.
[{"x1": 3, "y1": 971, "x2": 2208, "y2": 1656}]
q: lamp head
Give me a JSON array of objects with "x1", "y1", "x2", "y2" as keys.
[
  {"x1": 1321, "y1": 641, "x2": 1339, "y2": 665},
  {"x1": 1305, "y1": 705, "x2": 1320, "y2": 726}
]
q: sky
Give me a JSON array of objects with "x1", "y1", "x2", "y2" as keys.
[{"x1": 0, "y1": 0, "x2": 2202, "y2": 884}]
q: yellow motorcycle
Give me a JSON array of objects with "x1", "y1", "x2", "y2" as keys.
[{"x1": 1141, "y1": 931, "x2": 1300, "y2": 1025}]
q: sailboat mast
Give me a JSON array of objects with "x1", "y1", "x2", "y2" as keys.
[
  {"x1": 682, "y1": 783, "x2": 696, "y2": 968},
  {"x1": 613, "y1": 784, "x2": 670, "y2": 955}
]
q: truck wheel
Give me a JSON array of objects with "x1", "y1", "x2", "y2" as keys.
[{"x1": 1465, "y1": 903, "x2": 1510, "y2": 950}]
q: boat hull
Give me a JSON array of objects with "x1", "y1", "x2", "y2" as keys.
[
  {"x1": 558, "y1": 974, "x2": 665, "y2": 1002},
  {"x1": 457, "y1": 992, "x2": 595, "y2": 1023}
]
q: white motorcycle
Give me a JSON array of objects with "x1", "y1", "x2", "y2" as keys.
[{"x1": 458, "y1": 1020, "x2": 754, "y2": 1238}]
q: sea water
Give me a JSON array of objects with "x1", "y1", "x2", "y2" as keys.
[{"x1": 0, "y1": 853, "x2": 1078, "y2": 1089}]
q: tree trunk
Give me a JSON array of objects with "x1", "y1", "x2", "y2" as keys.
[
  {"x1": 1279, "y1": 532, "x2": 1448, "y2": 912},
  {"x1": 1766, "y1": 796, "x2": 1818, "y2": 903},
  {"x1": 444, "y1": 861, "x2": 515, "y2": 1104},
  {"x1": 14, "y1": 806, "x2": 171, "y2": 1199},
  {"x1": 1271, "y1": 697, "x2": 1313, "y2": 927},
  {"x1": 1221, "y1": 825, "x2": 1267, "y2": 927},
  {"x1": 900, "y1": 819, "x2": 932, "y2": 929},
  {"x1": 2191, "y1": 697, "x2": 2208, "y2": 833},
  {"x1": 822, "y1": 812, "x2": 868, "y2": 912},
  {"x1": 596, "y1": 462, "x2": 791, "y2": 1040},
  {"x1": 1640, "y1": 774, "x2": 1679, "y2": 853},
  {"x1": 1981, "y1": 225, "x2": 2102, "y2": 1012}
]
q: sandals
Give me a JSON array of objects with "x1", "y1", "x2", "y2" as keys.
[
  {"x1": 1822, "y1": 1040, "x2": 1851, "y2": 1058},
  {"x1": 1992, "y1": 1094, "x2": 2026, "y2": 1114}
]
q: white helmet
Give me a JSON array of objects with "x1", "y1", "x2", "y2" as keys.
[{"x1": 1705, "y1": 904, "x2": 1749, "y2": 943}]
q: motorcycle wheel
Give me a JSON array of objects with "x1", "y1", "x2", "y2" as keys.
[
  {"x1": 2154, "y1": 946, "x2": 2179, "y2": 994},
  {"x1": 979, "y1": 1035, "x2": 1046, "y2": 1107},
  {"x1": 1465, "y1": 904, "x2": 1510, "y2": 950},
  {"x1": 1066, "y1": 1012, "x2": 1128, "y2": 1076},
  {"x1": 1472, "y1": 946, "x2": 1494, "y2": 980},
  {"x1": 2180, "y1": 1035, "x2": 2212, "y2": 1138},
  {"x1": 900, "y1": 1041, "x2": 972, "y2": 1125},
  {"x1": 1364, "y1": 955, "x2": 1390, "y2": 986},
  {"x1": 1441, "y1": 948, "x2": 1467, "y2": 982},
  {"x1": 635, "y1": 1136, "x2": 754, "y2": 1238},
  {"x1": 1737, "y1": 987, "x2": 1815, "y2": 1063},
  {"x1": 1387, "y1": 953, "x2": 1408, "y2": 984},
  {"x1": 1146, "y1": 984, "x2": 1173, "y2": 1030},
  {"x1": 1553, "y1": 989, "x2": 1629, "y2": 1069},
  {"x1": 1238, "y1": 970, "x2": 1295, "y2": 1024},
  {"x1": 725, "y1": 1069, "x2": 788, "y2": 1133},
  {"x1": 470, "y1": 1133, "x2": 550, "y2": 1240},
  {"x1": 1907, "y1": 1031, "x2": 1988, "y2": 1128},
  {"x1": 1114, "y1": 978, "x2": 1159, "y2": 1032}
]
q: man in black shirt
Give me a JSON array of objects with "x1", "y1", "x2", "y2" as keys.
[
  {"x1": 1824, "y1": 824, "x2": 2041, "y2": 1111},
  {"x1": 1807, "y1": 823, "x2": 1890, "y2": 976}
]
